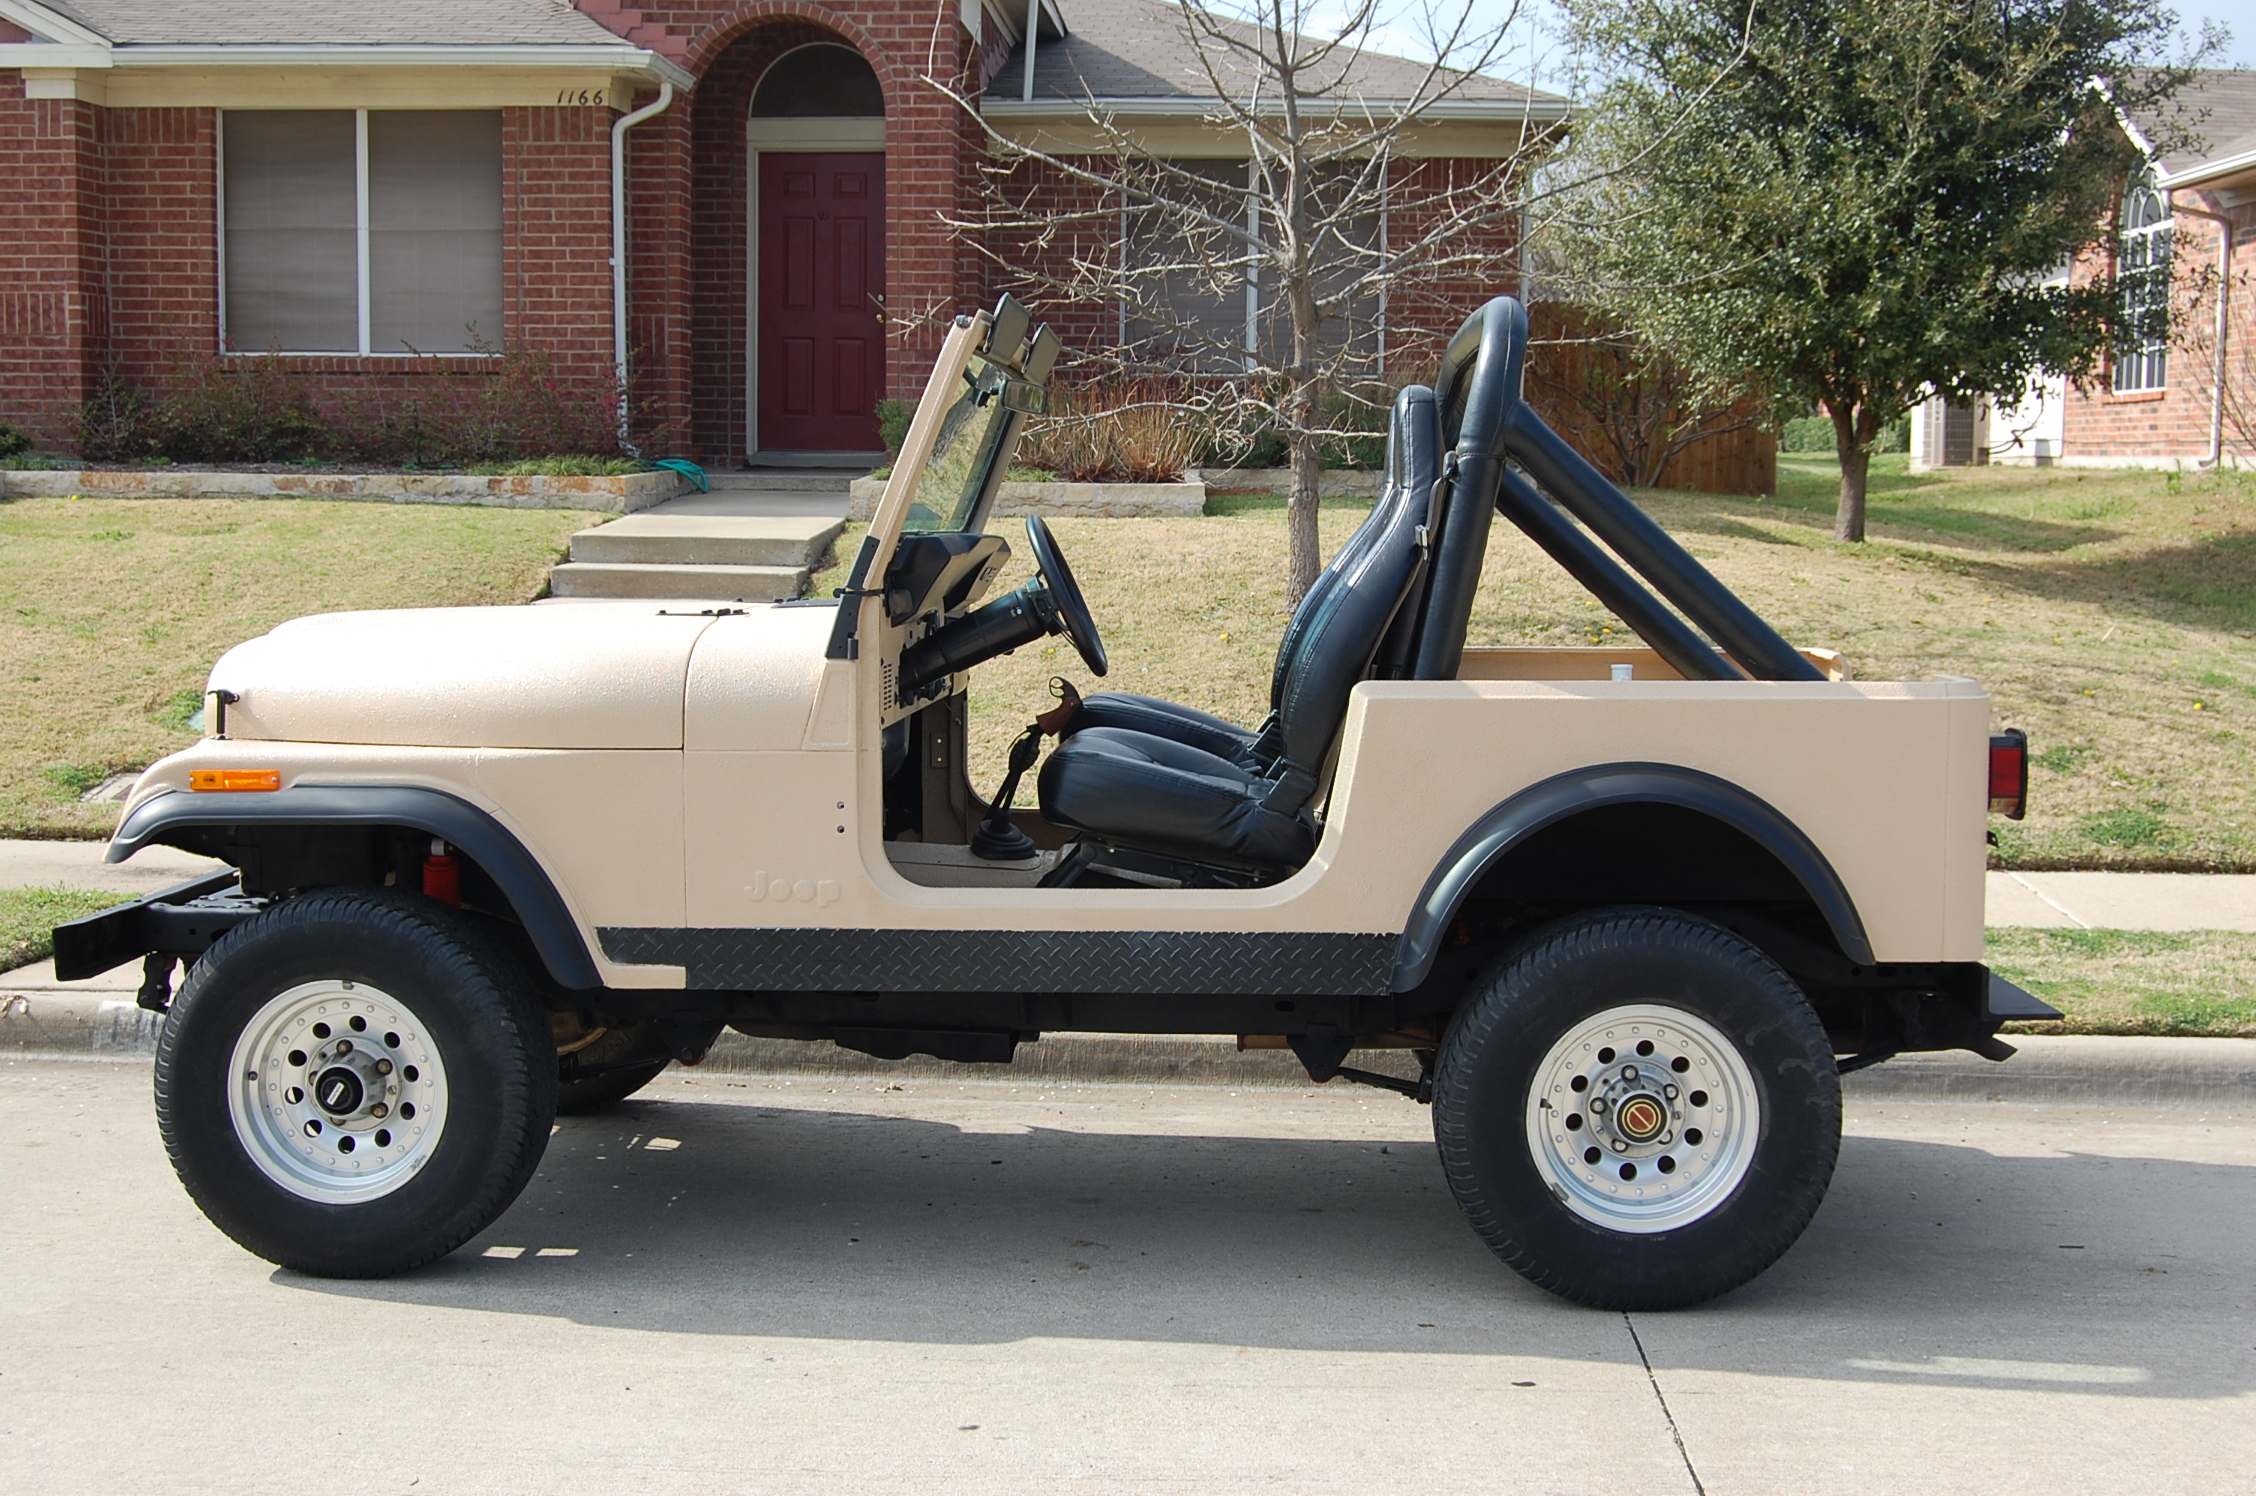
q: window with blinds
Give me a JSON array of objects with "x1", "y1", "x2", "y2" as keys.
[{"x1": 222, "y1": 110, "x2": 504, "y2": 356}]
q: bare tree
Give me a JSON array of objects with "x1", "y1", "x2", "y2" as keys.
[{"x1": 933, "y1": 0, "x2": 1559, "y2": 604}]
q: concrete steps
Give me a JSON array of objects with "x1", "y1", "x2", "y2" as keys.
[
  {"x1": 547, "y1": 561, "x2": 807, "y2": 601},
  {"x1": 545, "y1": 501, "x2": 848, "y2": 602}
]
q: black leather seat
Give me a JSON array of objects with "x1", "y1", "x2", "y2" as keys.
[
  {"x1": 1060, "y1": 387, "x2": 1444, "y2": 771},
  {"x1": 1037, "y1": 387, "x2": 1442, "y2": 871}
]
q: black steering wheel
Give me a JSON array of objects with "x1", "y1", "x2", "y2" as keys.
[{"x1": 1025, "y1": 515, "x2": 1108, "y2": 677}]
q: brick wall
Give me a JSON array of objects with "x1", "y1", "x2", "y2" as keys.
[
  {"x1": 99, "y1": 108, "x2": 214, "y2": 387},
  {"x1": 0, "y1": 86, "x2": 618, "y2": 451},
  {"x1": 2061, "y1": 203, "x2": 2256, "y2": 462},
  {"x1": 0, "y1": 75, "x2": 99, "y2": 444}
]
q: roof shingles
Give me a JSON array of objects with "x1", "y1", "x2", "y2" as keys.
[
  {"x1": 1003, "y1": 0, "x2": 1559, "y2": 109},
  {"x1": 22, "y1": 0, "x2": 626, "y2": 47}
]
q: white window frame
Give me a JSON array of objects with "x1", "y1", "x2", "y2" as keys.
[
  {"x1": 217, "y1": 108, "x2": 499, "y2": 359},
  {"x1": 2113, "y1": 173, "x2": 2172, "y2": 393}
]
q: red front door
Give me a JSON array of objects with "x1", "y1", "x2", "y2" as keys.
[{"x1": 757, "y1": 152, "x2": 885, "y2": 454}]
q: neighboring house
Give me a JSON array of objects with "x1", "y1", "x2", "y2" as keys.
[
  {"x1": 0, "y1": 0, "x2": 1561, "y2": 465},
  {"x1": 1913, "y1": 69, "x2": 2256, "y2": 471}
]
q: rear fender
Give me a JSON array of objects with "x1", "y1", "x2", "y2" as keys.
[{"x1": 1392, "y1": 763, "x2": 1874, "y2": 992}]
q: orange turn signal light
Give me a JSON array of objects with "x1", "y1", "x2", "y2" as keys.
[{"x1": 189, "y1": 769, "x2": 281, "y2": 793}]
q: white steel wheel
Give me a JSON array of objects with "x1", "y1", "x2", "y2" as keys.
[
  {"x1": 1525, "y1": 1003, "x2": 1759, "y2": 1234},
  {"x1": 228, "y1": 980, "x2": 451, "y2": 1203}
]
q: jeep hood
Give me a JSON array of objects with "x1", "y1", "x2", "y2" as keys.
[{"x1": 208, "y1": 603, "x2": 831, "y2": 750}]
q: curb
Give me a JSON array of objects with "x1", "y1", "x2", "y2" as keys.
[{"x1": 5, "y1": 996, "x2": 2248, "y2": 1105}]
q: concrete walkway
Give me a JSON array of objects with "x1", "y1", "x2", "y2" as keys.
[
  {"x1": 546, "y1": 469, "x2": 852, "y2": 601},
  {"x1": 2, "y1": 840, "x2": 2247, "y2": 931}
]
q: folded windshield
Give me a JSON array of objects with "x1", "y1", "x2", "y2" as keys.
[{"x1": 901, "y1": 354, "x2": 1035, "y2": 533}]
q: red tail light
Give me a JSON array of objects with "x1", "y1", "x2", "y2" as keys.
[{"x1": 1989, "y1": 729, "x2": 2028, "y2": 820}]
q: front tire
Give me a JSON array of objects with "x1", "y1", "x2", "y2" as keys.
[
  {"x1": 1433, "y1": 907, "x2": 1840, "y2": 1310},
  {"x1": 155, "y1": 889, "x2": 557, "y2": 1278}
]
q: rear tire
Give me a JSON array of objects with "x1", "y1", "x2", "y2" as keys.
[
  {"x1": 155, "y1": 889, "x2": 557, "y2": 1278},
  {"x1": 1433, "y1": 906, "x2": 1839, "y2": 1310}
]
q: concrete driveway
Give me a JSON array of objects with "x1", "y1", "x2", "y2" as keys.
[{"x1": 2, "y1": 1060, "x2": 2249, "y2": 1494}]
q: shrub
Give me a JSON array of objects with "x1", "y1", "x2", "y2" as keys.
[
  {"x1": 1020, "y1": 381, "x2": 1203, "y2": 483},
  {"x1": 1780, "y1": 413, "x2": 1911, "y2": 454},
  {"x1": 70, "y1": 346, "x2": 628, "y2": 469},
  {"x1": 877, "y1": 399, "x2": 913, "y2": 458},
  {"x1": 0, "y1": 422, "x2": 28, "y2": 458},
  {"x1": 156, "y1": 354, "x2": 328, "y2": 463}
]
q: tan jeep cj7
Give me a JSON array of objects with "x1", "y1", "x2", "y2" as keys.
[{"x1": 56, "y1": 295, "x2": 2052, "y2": 1309}]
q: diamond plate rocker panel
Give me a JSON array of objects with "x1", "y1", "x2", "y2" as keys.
[{"x1": 596, "y1": 927, "x2": 1398, "y2": 996}]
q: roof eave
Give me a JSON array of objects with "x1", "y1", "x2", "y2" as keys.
[
  {"x1": 981, "y1": 95, "x2": 1569, "y2": 124},
  {"x1": 2158, "y1": 146, "x2": 2256, "y2": 192},
  {"x1": 1, "y1": 41, "x2": 697, "y2": 90}
]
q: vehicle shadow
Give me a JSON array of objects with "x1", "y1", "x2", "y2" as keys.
[{"x1": 284, "y1": 1093, "x2": 2256, "y2": 1399}]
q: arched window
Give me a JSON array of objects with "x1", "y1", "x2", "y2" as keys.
[
  {"x1": 752, "y1": 44, "x2": 883, "y2": 118},
  {"x1": 2114, "y1": 173, "x2": 2173, "y2": 392}
]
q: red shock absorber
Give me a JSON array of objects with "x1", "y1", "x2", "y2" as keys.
[{"x1": 422, "y1": 837, "x2": 462, "y2": 905}]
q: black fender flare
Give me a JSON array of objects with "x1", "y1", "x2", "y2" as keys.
[
  {"x1": 1391, "y1": 762, "x2": 1875, "y2": 992},
  {"x1": 110, "y1": 786, "x2": 603, "y2": 990}
]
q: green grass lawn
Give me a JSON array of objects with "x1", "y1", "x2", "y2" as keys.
[
  {"x1": 1989, "y1": 927, "x2": 2256, "y2": 1037},
  {"x1": 834, "y1": 455, "x2": 2256, "y2": 871},
  {"x1": 0, "y1": 886, "x2": 122, "y2": 972},
  {"x1": 0, "y1": 496, "x2": 601, "y2": 839}
]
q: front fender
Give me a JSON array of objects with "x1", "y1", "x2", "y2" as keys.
[
  {"x1": 110, "y1": 786, "x2": 602, "y2": 990},
  {"x1": 1391, "y1": 762, "x2": 1875, "y2": 992}
]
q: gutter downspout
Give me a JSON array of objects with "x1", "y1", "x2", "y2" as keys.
[
  {"x1": 612, "y1": 81, "x2": 675, "y2": 453},
  {"x1": 1022, "y1": 0, "x2": 1039, "y2": 102},
  {"x1": 2171, "y1": 191, "x2": 2235, "y2": 469}
]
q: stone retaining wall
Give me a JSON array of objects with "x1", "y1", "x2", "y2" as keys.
[
  {"x1": 0, "y1": 468, "x2": 687, "y2": 512},
  {"x1": 848, "y1": 476, "x2": 1207, "y2": 521}
]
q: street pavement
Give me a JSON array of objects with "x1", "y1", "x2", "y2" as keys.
[{"x1": 1, "y1": 1057, "x2": 2248, "y2": 1494}]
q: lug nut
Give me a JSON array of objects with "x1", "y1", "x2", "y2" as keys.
[
  {"x1": 1622, "y1": 1064, "x2": 1639, "y2": 1082},
  {"x1": 374, "y1": 1059, "x2": 393, "y2": 1076},
  {"x1": 371, "y1": 1103, "x2": 389, "y2": 1119},
  {"x1": 335, "y1": 1039, "x2": 353, "y2": 1055}
]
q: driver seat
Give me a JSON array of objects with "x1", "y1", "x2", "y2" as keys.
[
  {"x1": 1036, "y1": 388, "x2": 1442, "y2": 871},
  {"x1": 1058, "y1": 386, "x2": 1444, "y2": 770}
]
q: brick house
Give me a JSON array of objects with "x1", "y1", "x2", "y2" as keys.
[
  {"x1": 0, "y1": 0, "x2": 1559, "y2": 466},
  {"x1": 1912, "y1": 69, "x2": 2256, "y2": 471}
]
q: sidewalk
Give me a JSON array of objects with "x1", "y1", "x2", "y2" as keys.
[{"x1": 2, "y1": 839, "x2": 2250, "y2": 931}]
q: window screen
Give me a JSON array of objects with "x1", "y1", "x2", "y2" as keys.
[
  {"x1": 223, "y1": 112, "x2": 359, "y2": 354},
  {"x1": 222, "y1": 109, "x2": 505, "y2": 356},
  {"x1": 370, "y1": 112, "x2": 504, "y2": 353}
]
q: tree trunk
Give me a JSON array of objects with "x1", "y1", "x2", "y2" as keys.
[
  {"x1": 1286, "y1": 423, "x2": 1322, "y2": 606},
  {"x1": 1285, "y1": 377, "x2": 1322, "y2": 606},
  {"x1": 1828, "y1": 401, "x2": 1868, "y2": 543}
]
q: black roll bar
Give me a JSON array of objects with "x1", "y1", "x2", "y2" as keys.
[
  {"x1": 1422, "y1": 296, "x2": 1823, "y2": 684},
  {"x1": 1494, "y1": 469, "x2": 1742, "y2": 682}
]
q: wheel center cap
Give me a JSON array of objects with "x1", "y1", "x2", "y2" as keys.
[
  {"x1": 1616, "y1": 1093, "x2": 1667, "y2": 1143},
  {"x1": 315, "y1": 1066, "x2": 366, "y2": 1116}
]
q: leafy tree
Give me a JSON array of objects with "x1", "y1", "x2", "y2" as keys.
[{"x1": 1552, "y1": 0, "x2": 2210, "y2": 540}]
